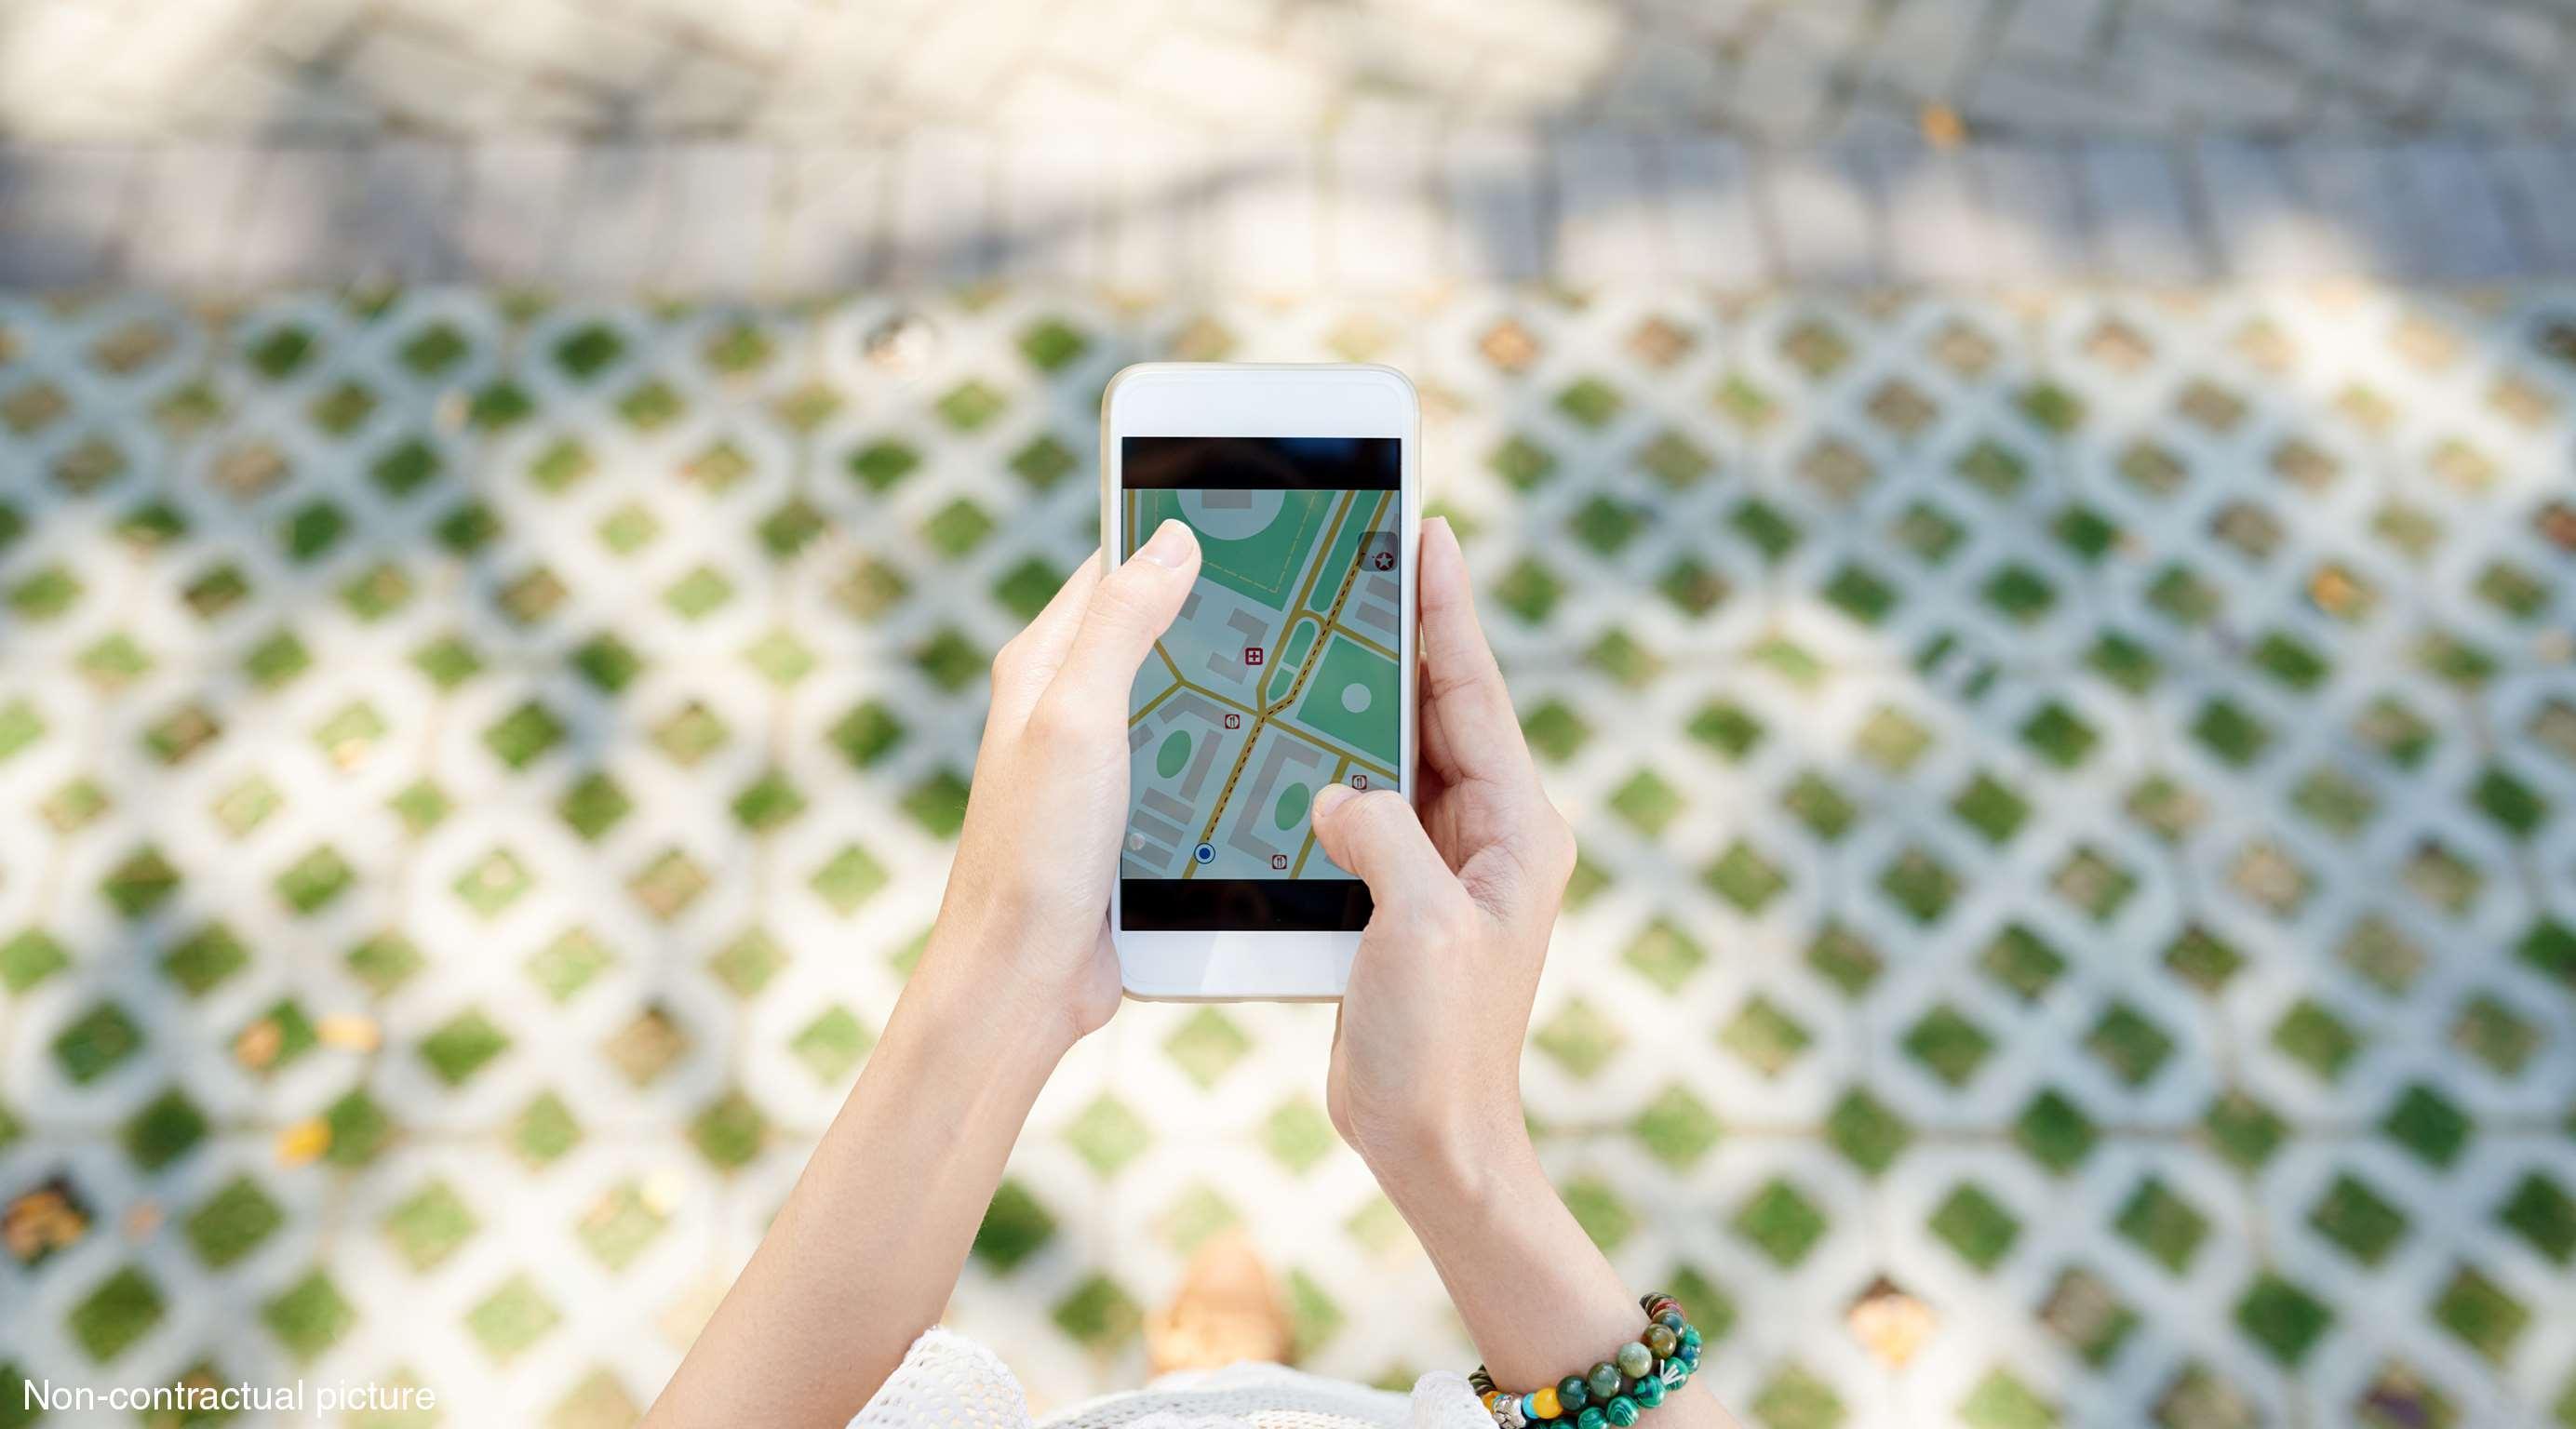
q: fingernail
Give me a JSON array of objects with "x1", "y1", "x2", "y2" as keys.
[
  {"x1": 1311, "y1": 783, "x2": 1355, "y2": 821},
  {"x1": 1138, "y1": 519, "x2": 1196, "y2": 568}
]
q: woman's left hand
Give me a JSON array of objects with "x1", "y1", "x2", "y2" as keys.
[
  {"x1": 912, "y1": 520, "x2": 1201, "y2": 1049},
  {"x1": 650, "y1": 520, "x2": 1202, "y2": 1429}
]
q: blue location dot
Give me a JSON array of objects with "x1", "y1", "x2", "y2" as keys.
[{"x1": 1193, "y1": 842, "x2": 1215, "y2": 865}]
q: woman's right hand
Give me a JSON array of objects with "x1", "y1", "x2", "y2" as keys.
[
  {"x1": 1309, "y1": 515, "x2": 1578, "y2": 1190},
  {"x1": 1311, "y1": 520, "x2": 1739, "y2": 1429}
]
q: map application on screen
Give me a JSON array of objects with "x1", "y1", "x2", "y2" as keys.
[{"x1": 1120, "y1": 435, "x2": 1402, "y2": 932}]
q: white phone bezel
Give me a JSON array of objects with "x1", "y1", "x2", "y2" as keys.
[{"x1": 1101, "y1": 362, "x2": 1419, "y2": 1002}]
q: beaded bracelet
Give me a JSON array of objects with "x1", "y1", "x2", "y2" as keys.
[{"x1": 1469, "y1": 1292, "x2": 1703, "y2": 1427}]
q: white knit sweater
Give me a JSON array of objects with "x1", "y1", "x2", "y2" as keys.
[{"x1": 852, "y1": 1328, "x2": 1495, "y2": 1429}]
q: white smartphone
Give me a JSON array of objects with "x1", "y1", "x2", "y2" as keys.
[{"x1": 1100, "y1": 363, "x2": 1419, "y2": 1001}]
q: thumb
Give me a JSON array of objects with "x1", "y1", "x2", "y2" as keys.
[
  {"x1": 1048, "y1": 519, "x2": 1200, "y2": 701},
  {"x1": 1309, "y1": 784, "x2": 1454, "y2": 912}
]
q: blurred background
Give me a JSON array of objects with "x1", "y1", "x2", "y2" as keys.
[{"x1": 1, "y1": 1, "x2": 2573, "y2": 1425}]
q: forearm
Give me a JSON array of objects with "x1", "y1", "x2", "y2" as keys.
[
  {"x1": 647, "y1": 959, "x2": 1065, "y2": 1429},
  {"x1": 1384, "y1": 1131, "x2": 1737, "y2": 1428}
]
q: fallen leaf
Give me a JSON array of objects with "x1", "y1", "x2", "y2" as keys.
[
  {"x1": 318, "y1": 1014, "x2": 381, "y2": 1051},
  {"x1": 276, "y1": 1118, "x2": 330, "y2": 1166},
  {"x1": 1921, "y1": 104, "x2": 1967, "y2": 149},
  {"x1": 1848, "y1": 1275, "x2": 1937, "y2": 1368},
  {"x1": 234, "y1": 1018, "x2": 285, "y2": 1071}
]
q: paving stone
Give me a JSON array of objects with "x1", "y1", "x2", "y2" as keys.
[
  {"x1": 2120, "y1": 25, "x2": 2310, "y2": 130},
  {"x1": 0, "y1": 142, "x2": 140, "y2": 287},
  {"x1": 772, "y1": 145, "x2": 887, "y2": 291},
  {"x1": 2078, "y1": 140, "x2": 2210, "y2": 283},
  {"x1": 888, "y1": 128, "x2": 1000, "y2": 285},
  {"x1": 1210, "y1": 140, "x2": 1322, "y2": 291},
  {"x1": 1760, "y1": 145, "x2": 1882, "y2": 285},
  {"x1": 2388, "y1": 140, "x2": 2524, "y2": 283},
  {"x1": 1553, "y1": 130, "x2": 1664, "y2": 285},
  {"x1": 1965, "y1": 143, "x2": 2086, "y2": 279},
  {"x1": 1865, "y1": 0, "x2": 1993, "y2": 102},
  {"x1": 234, "y1": 147, "x2": 365, "y2": 288},
  {"x1": 12, "y1": 130, "x2": 2576, "y2": 294},
  {"x1": 2484, "y1": 144, "x2": 2576, "y2": 274},
  {"x1": 459, "y1": 141, "x2": 582, "y2": 281},
  {"x1": 2196, "y1": 140, "x2": 2343, "y2": 283},
  {"x1": 1, "y1": 284, "x2": 2569, "y2": 1422},
  {"x1": 559, "y1": 144, "x2": 676, "y2": 289},
  {"x1": 335, "y1": 22, "x2": 521, "y2": 134},
  {"x1": 1327, "y1": 112, "x2": 1442, "y2": 291},
  {"x1": 351, "y1": 140, "x2": 468, "y2": 283},
  {"x1": 2284, "y1": 145, "x2": 2419, "y2": 283},
  {"x1": 1729, "y1": 8, "x2": 1851, "y2": 140},
  {"x1": 1998, "y1": 0, "x2": 2110, "y2": 68},
  {"x1": 1654, "y1": 135, "x2": 1771, "y2": 287},
  {"x1": 6, "y1": 0, "x2": 2576, "y2": 155},
  {"x1": 1872, "y1": 142, "x2": 1989, "y2": 284},
  {"x1": 661, "y1": 142, "x2": 781, "y2": 293},
  {"x1": 1443, "y1": 128, "x2": 1548, "y2": 281},
  {"x1": 477, "y1": 0, "x2": 673, "y2": 88},
  {"x1": 1126, "y1": 30, "x2": 1331, "y2": 130},
  {"x1": 124, "y1": 143, "x2": 264, "y2": 287},
  {"x1": 998, "y1": 131, "x2": 1113, "y2": 286}
]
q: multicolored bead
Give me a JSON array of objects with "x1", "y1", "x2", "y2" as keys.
[
  {"x1": 1473, "y1": 1291, "x2": 1700, "y2": 1427},
  {"x1": 1614, "y1": 1341, "x2": 1653, "y2": 1379}
]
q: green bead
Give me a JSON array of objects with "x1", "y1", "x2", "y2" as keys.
[
  {"x1": 1633, "y1": 1375, "x2": 1666, "y2": 1409},
  {"x1": 1644, "y1": 1324, "x2": 1678, "y2": 1358},
  {"x1": 1588, "y1": 1363, "x2": 1623, "y2": 1399},
  {"x1": 1680, "y1": 1326, "x2": 1701, "y2": 1352},
  {"x1": 1605, "y1": 1396, "x2": 1641, "y2": 1427},
  {"x1": 1557, "y1": 1376, "x2": 1590, "y2": 1411},
  {"x1": 1615, "y1": 1341, "x2": 1654, "y2": 1379},
  {"x1": 1576, "y1": 1410, "x2": 1606, "y2": 1429}
]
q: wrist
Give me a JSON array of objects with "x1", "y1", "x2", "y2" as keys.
[
  {"x1": 896, "y1": 928, "x2": 1087, "y2": 1073},
  {"x1": 919, "y1": 873, "x2": 1121, "y2": 1048},
  {"x1": 1363, "y1": 1100, "x2": 1539, "y2": 1212},
  {"x1": 1362, "y1": 1124, "x2": 1667, "y2": 1406}
]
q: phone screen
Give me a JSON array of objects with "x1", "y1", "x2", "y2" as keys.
[{"x1": 1119, "y1": 435, "x2": 1402, "y2": 932}]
